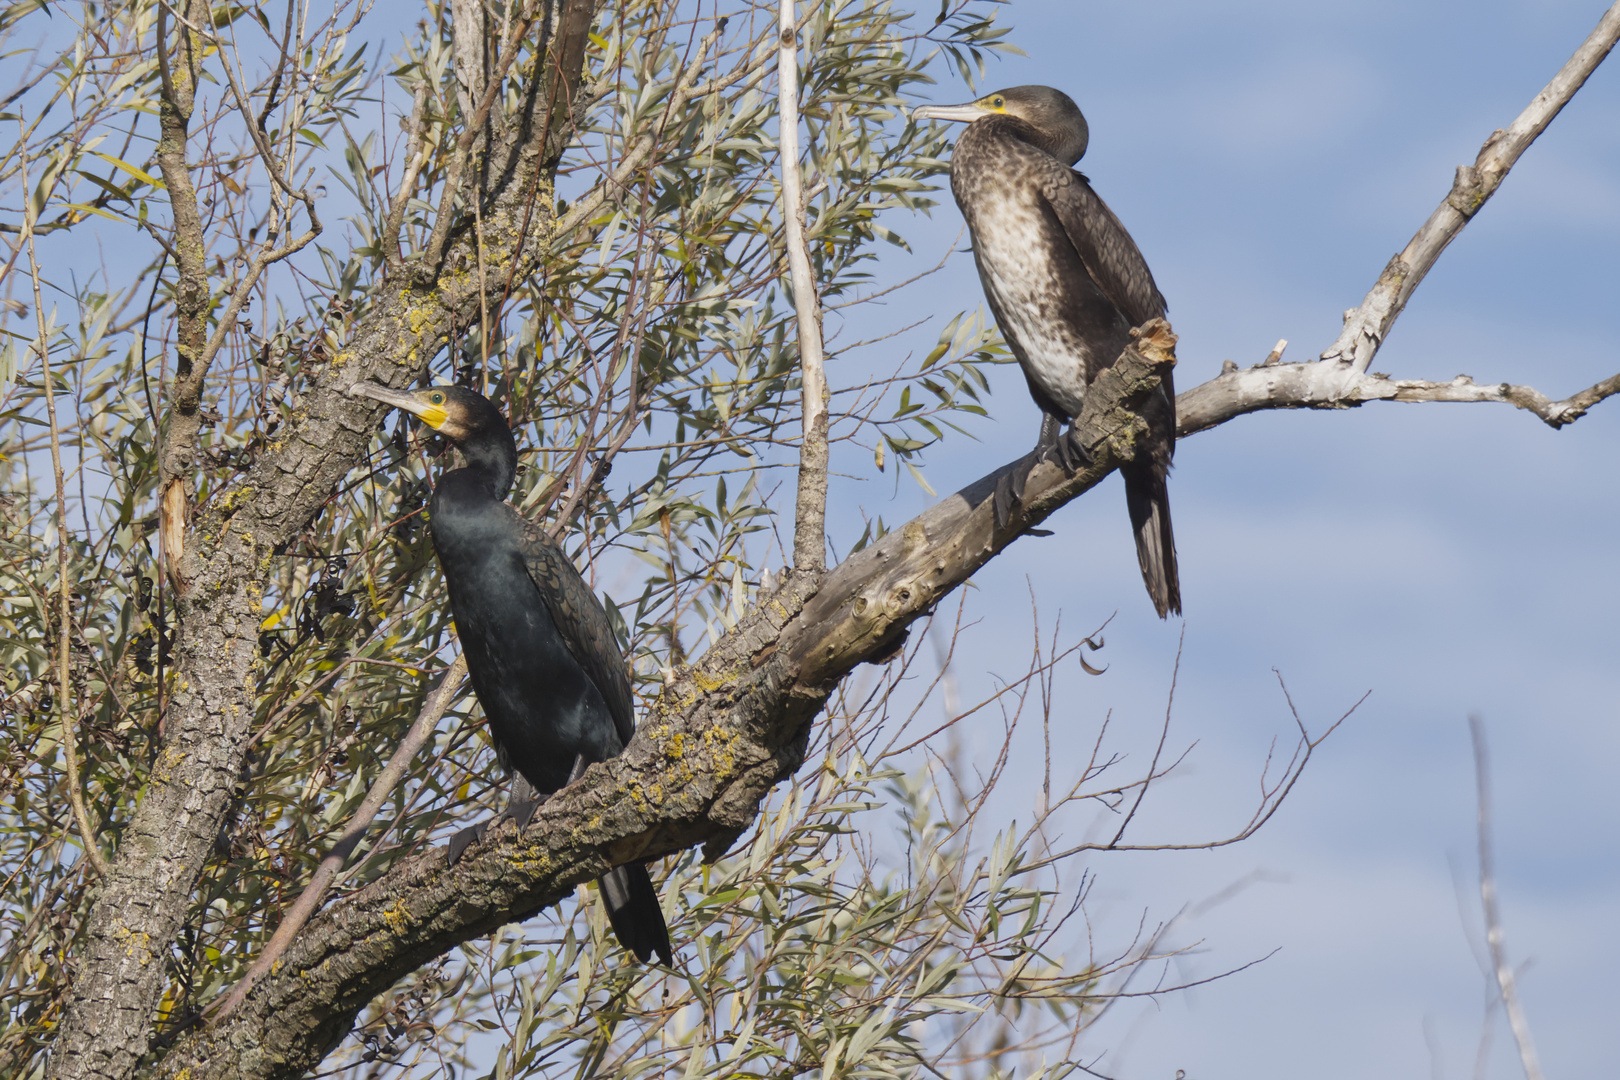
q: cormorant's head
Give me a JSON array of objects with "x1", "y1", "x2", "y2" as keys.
[
  {"x1": 913, "y1": 84, "x2": 1090, "y2": 165},
  {"x1": 348, "y1": 382, "x2": 506, "y2": 445},
  {"x1": 350, "y1": 381, "x2": 519, "y2": 497}
]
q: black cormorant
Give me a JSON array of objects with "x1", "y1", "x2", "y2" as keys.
[
  {"x1": 350, "y1": 381, "x2": 672, "y2": 965},
  {"x1": 913, "y1": 85, "x2": 1181, "y2": 617}
]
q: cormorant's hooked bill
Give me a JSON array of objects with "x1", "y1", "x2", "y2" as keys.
[
  {"x1": 350, "y1": 380, "x2": 673, "y2": 966},
  {"x1": 913, "y1": 85, "x2": 1182, "y2": 618}
]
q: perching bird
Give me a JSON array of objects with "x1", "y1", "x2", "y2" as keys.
[
  {"x1": 913, "y1": 85, "x2": 1181, "y2": 617},
  {"x1": 349, "y1": 381, "x2": 672, "y2": 965}
]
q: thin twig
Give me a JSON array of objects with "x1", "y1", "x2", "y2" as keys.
[
  {"x1": 384, "y1": 82, "x2": 431, "y2": 271},
  {"x1": 18, "y1": 120, "x2": 111, "y2": 880},
  {"x1": 214, "y1": 655, "x2": 469, "y2": 1018},
  {"x1": 778, "y1": 0, "x2": 829, "y2": 572},
  {"x1": 1469, "y1": 715, "x2": 1545, "y2": 1080}
]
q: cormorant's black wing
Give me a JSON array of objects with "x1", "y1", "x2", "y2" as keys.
[
  {"x1": 515, "y1": 518, "x2": 637, "y2": 747},
  {"x1": 1037, "y1": 163, "x2": 1167, "y2": 329}
]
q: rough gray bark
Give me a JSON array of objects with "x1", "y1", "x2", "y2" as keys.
[
  {"x1": 43, "y1": 4, "x2": 601, "y2": 1079},
  {"x1": 154, "y1": 322, "x2": 1180, "y2": 1080}
]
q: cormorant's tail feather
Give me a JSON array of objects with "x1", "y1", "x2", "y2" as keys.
[
  {"x1": 1122, "y1": 463, "x2": 1181, "y2": 619},
  {"x1": 599, "y1": 862, "x2": 672, "y2": 966}
]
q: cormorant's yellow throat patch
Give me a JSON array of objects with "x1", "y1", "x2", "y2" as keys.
[{"x1": 416, "y1": 389, "x2": 450, "y2": 429}]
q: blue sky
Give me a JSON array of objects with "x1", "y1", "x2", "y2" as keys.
[{"x1": 844, "y1": 2, "x2": 1620, "y2": 1077}]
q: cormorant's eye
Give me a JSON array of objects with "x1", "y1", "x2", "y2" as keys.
[
  {"x1": 992, "y1": 96, "x2": 1004, "y2": 109},
  {"x1": 429, "y1": 392, "x2": 445, "y2": 404}
]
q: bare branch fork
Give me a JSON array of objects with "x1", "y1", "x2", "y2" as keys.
[{"x1": 1177, "y1": 0, "x2": 1620, "y2": 436}]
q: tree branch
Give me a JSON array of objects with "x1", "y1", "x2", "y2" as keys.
[
  {"x1": 1181, "y1": 2, "x2": 1620, "y2": 437},
  {"x1": 152, "y1": 0, "x2": 210, "y2": 591},
  {"x1": 779, "y1": 1, "x2": 830, "y2": 573},
  {"x1": 1319, "y1": 0, "x2": 1620, "y2": 375},
  {"x1": 383, "y1": 83, "x2": 432, "y2": 272},
  {"x1": 18, "y1": 125, "x2": 111, "y2": 881},
  {"x1": 1470, "y1": 716, "x2": 1545, "y2": 1080},
  {"x1": 1178, "y1": 360, "x2": 1620, "y2": 436}
]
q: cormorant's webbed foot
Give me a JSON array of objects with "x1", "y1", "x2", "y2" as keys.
[
  {"x1": 993, "y1": 450, "x2": 1043, "y2": 530},
  {"x1": 1050, "y1": 425, "x2": 1093, "y2": 473},
  {"x1": 445, "y1": 759, "x2": 585, "y2": 865},
  {"x1": 508, "y1": 797, "x2": 541, "y2": 833},
  {"x1": 446, "y1": 820, "x2": 488, "y2": 865}
]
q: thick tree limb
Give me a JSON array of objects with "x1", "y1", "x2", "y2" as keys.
[
  {"x1": 44, "y1": 5, "x2": 603, "y2": 1078},
  {"x1": 153, "y1": 322, "x2": 1179, "y2": 1080},
  {"x1": 153, "y1": 0, "x2": 209, "y2": 588}
]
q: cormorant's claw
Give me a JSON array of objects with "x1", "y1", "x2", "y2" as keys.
[
  {"x1": 509, "y1": 797, "x2": 541, "y2": 833},
  {"x1": 992, "y1": 473, "x2": 1014, "y2": 531},
  {"x1": 1062, "y1": 426, "x2": 1094, "y2": 470},
  {"x1": 446, "y1": 762, "x2": 579, "y2": 865},
  {"x1": 446, "y1": 821, "x2": 488, "y2": 866},
  {"x1": 1037, "y1": 427, "x2": 1093, "y2": 474},
  {"x1": 564, "y1": 753, "x2": 589, "y2": 786}
]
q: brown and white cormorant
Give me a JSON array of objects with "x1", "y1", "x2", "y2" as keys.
[
  {"x1": 349, "y1": 381, "x2": 672, "y2": 965},
  {"x1": 913, "y1": 85, "x2": 1181, "y2": 617}
]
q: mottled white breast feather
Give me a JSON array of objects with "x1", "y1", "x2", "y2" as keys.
[{"x1": 967, "y1": 188, "x2": 1100, "y2": 417}]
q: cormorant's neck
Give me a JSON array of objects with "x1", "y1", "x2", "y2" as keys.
[
  {"x1": 979, "y1": 113, "x2": 1087, "y2": 167},
  {"x1": 453, "y1": 425, "x2": 518, "y2": 501}
]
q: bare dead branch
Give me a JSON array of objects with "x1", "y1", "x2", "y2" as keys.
[
  {"x1": 1179, "y1": 358, "x2": 1620, "y2": 437},
  {"x1": 1320, "y1": 1, "x2": 1620, "y2": 375},
  {"x1": 1181, "y1": 1, "x2": 1620, "y2": 438}
]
